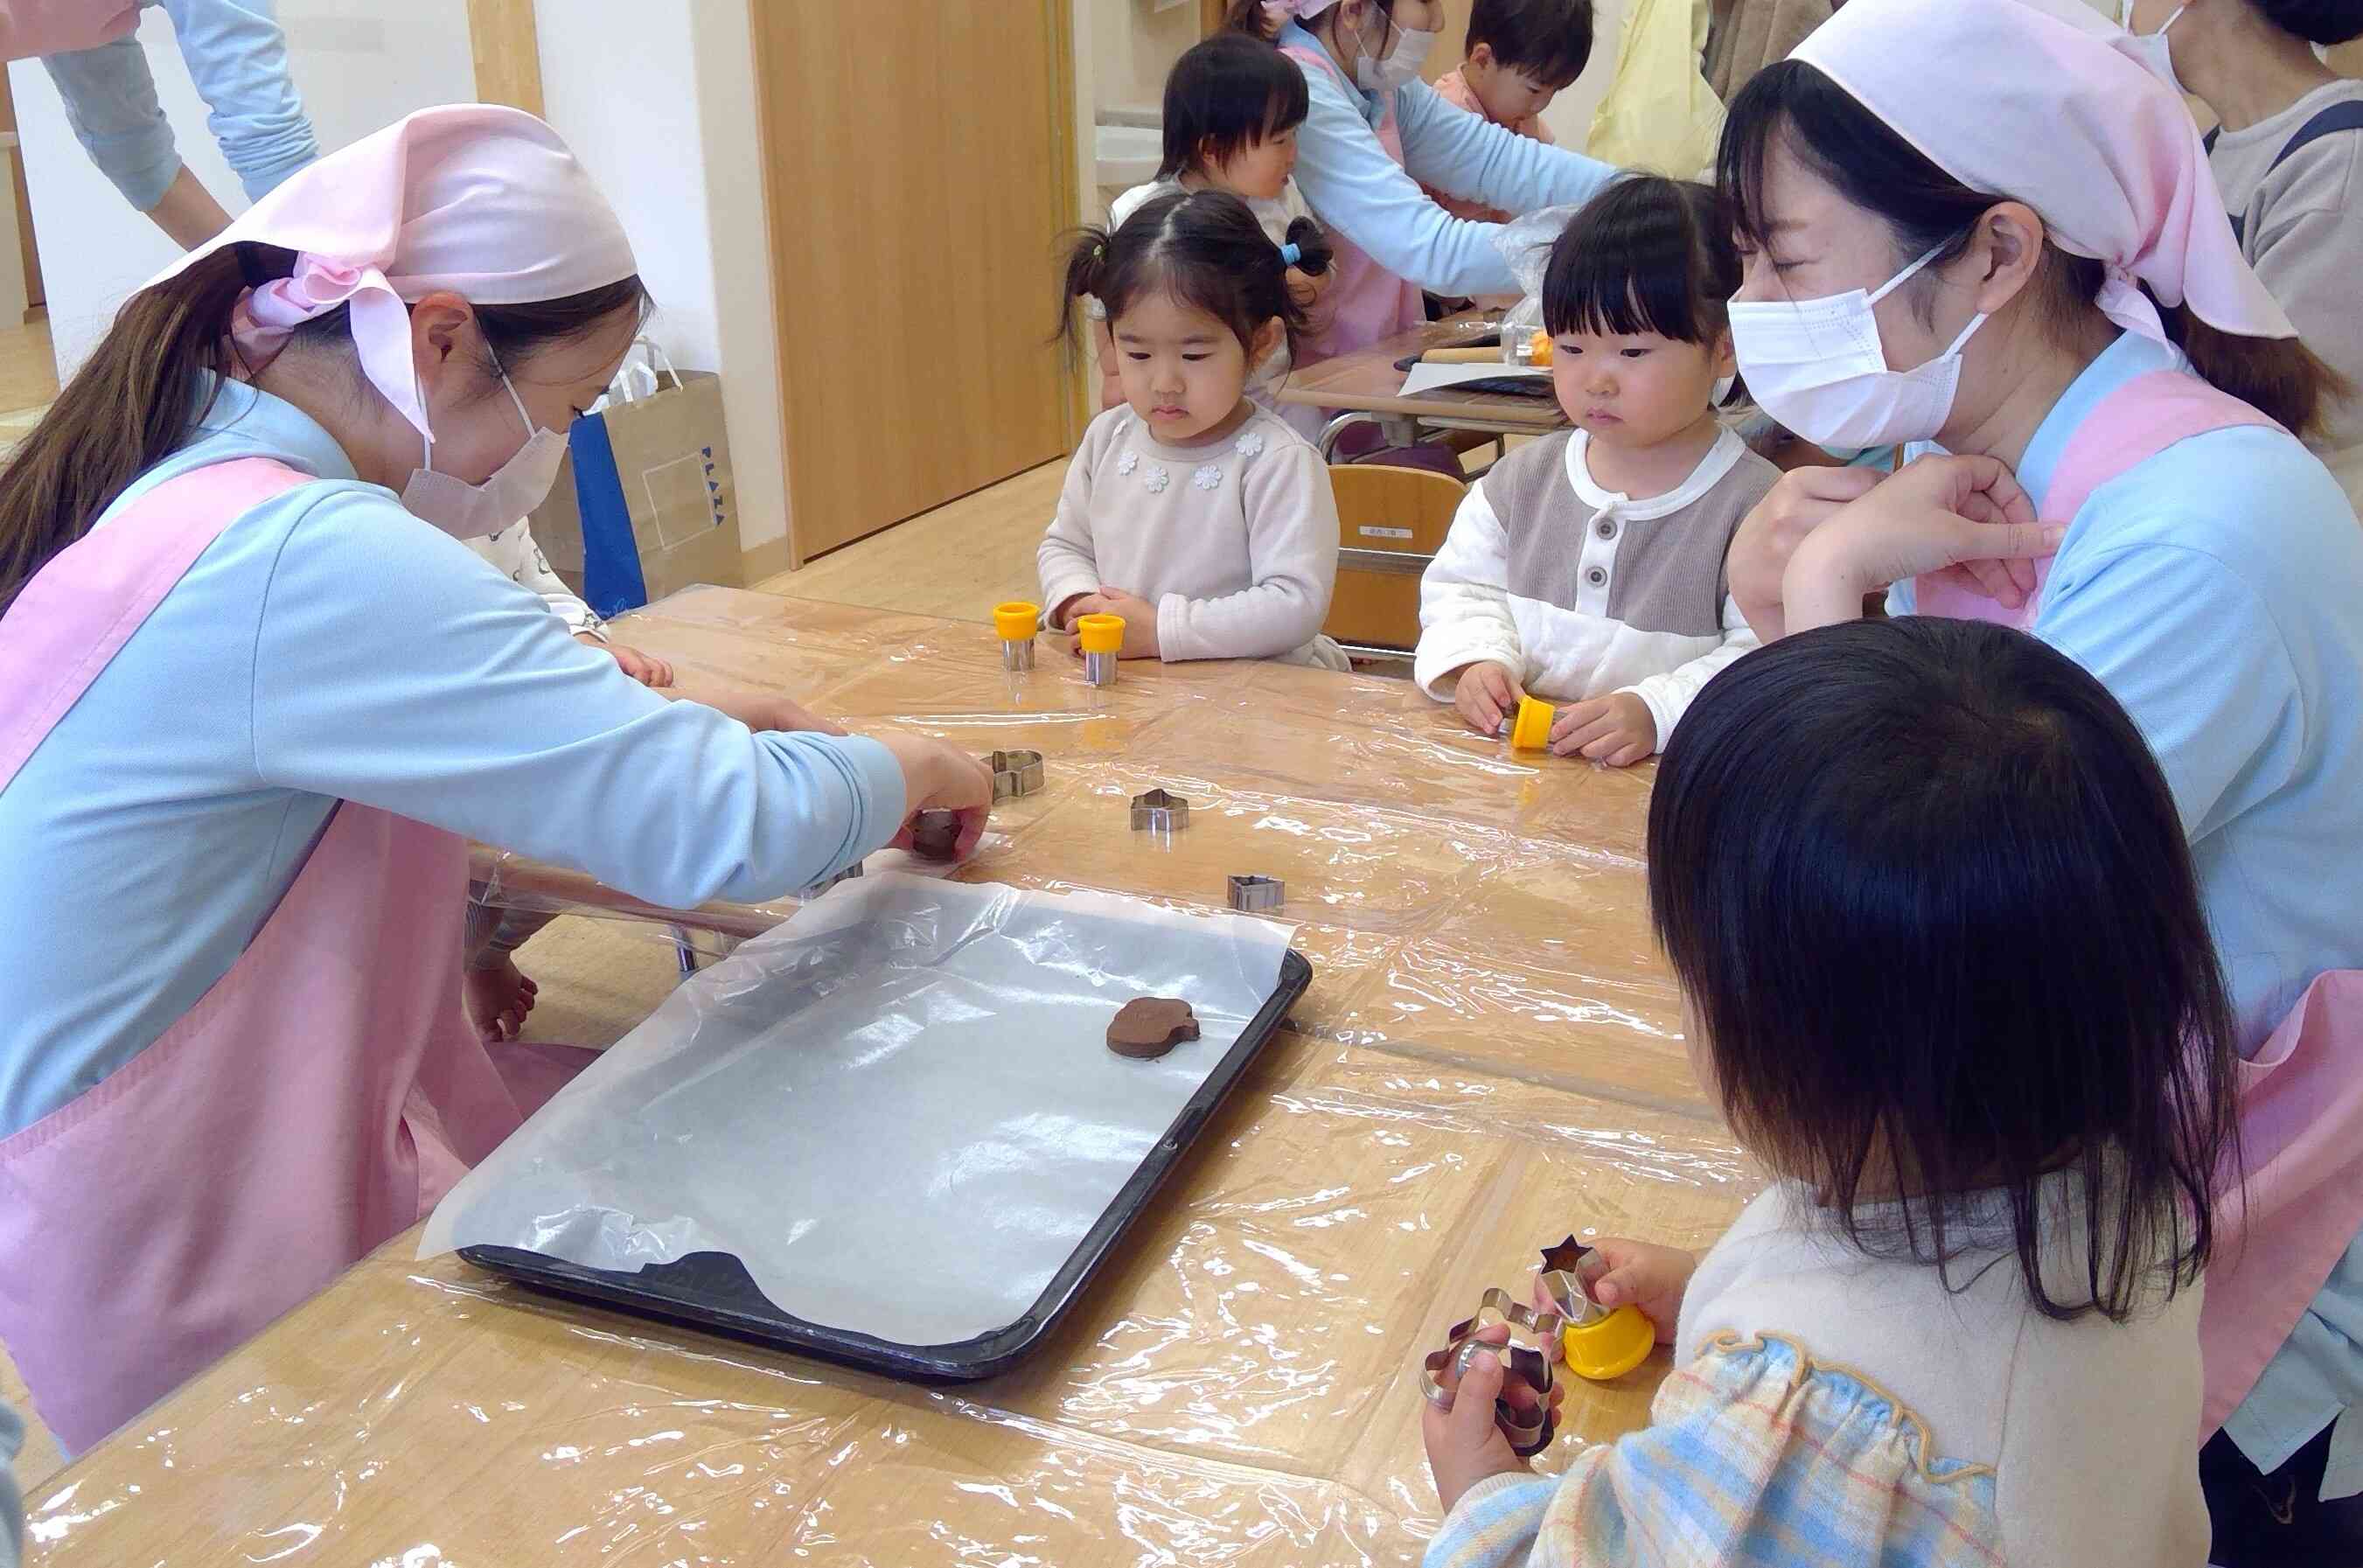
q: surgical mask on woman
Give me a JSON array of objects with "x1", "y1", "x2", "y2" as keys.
[
  {"x1": 2117, "y1": 0, "x2": 2187, "y2": 96},
  {"x1": 1353, "y1": 6, "x2": 1435, "y2": 93},
  {"x1": 1727, "y1": 243, "x2": 1989, "y2": 450}
]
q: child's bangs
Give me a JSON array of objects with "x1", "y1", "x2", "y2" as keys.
[
  {"x1": 1258, "y1": 68, "x2": 1309, "y2": 139},
  {"x1": 1543, "y1": 248, "x2": 1705, "y2": 344},
  {"x1": 1108, "y1": 260, "x2": 1260, "y2": 355}
]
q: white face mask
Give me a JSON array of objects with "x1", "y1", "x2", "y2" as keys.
[
  {"x1": 2118, "y1": 0, "x2": 2186, "y2": 95},
  {"x1": 400, "y1": 358, "x2": 571, "y2": 540},
  {"x1": 1727, "y1": 243, "x2": 1989, "y2": 450},
  {"x1": 1353, "y1": 9, "x2": 1434, "y2": 93}
]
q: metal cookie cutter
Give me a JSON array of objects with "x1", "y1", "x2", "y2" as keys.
[
  {"x1": 1226, "y1": 874, "x2": 1284, "y2": 912},
  {"x1": 1419, "y1": 1237, "x2": 1657, "y2": 1456},
  {"x1": 1420, "y1": 1287, "x2": 1564, "y2": 1457},
  {"x1": 987, "y1": 748, "x2": 1045, "y2": 801},
  {"x1": 1130, "y1": 789, "x2": 1188, "y2": 833},
  {"x1": 1077, "y1": 613, "x2": 1125, "y2": 686},
  {"x1": 994, "y1": 602, "x2": 1040, "y2": 672}
]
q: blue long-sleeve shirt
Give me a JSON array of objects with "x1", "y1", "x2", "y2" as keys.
[
  {"x1": 0, "y1": 381, "x2": 906, "y2": 1139},
  {"x1": 1275, "y1": 21, "x2": 1614, "y2": 299},
  {"x1": 40, "y1": 0, "x2": 315, "y2": 211},
  {"x1": 1890, "y1": 331, "x2": 2363, "y2": 1494}
]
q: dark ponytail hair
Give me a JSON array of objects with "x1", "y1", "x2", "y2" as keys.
[
  {"x1": 1159, "y1": 33, "x2": 1310, "y2": 182},
  {"x1": 1649, "y1": 617, "x2": 2240, "y2": 1324},
  {"x1": 1058, "y1": 189, "x2": 1331, "y2": 364},
  {"x1": 0, "y1": 245, "x2": 648, "y2": 617},
  {"x1": 1718, "y1": 61, "x2": 2349, "y2": 437},
  {"x1": 2255, "y1": 0, "x2": 2363, "y2": 45}
]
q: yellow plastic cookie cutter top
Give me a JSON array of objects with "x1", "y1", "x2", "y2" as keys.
[
  {"x1": 1509, "y1": 693, "x2": 1555, "y2": 751},
  {"x1": 1076, "y1": 614, "x2": 1126, "y2": 655},
  {"x1": 993, "y1": 602, "x2": 1040, "y2": 641},
  {"x1": 1556, "y1": 1289, "x2": 1655, "y2": 1382}
]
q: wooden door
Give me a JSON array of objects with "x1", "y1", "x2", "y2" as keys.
[{"x1": 753, "y1": 0, "x2": 1078, "y2": 563}]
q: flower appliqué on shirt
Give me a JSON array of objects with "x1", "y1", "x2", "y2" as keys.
[
  {"x1": 1116, "y1": 449, "x2": 1139, "y2": 477},
  {"x1": 1144, "y1": 464, "x2": 1171, "y2": 495},
  {"x1": 1233, "y1": 431, "x2": 1265, "y2": 459},
  {"x1": 1192, "y1": 463, "x2": 1223, "y2": 491}
]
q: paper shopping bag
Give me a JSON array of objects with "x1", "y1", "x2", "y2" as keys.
[{"x1": 531, "y1": 366, "x2": 743, "y2": 617}]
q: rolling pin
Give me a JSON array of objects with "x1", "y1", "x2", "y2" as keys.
[{"x1": 1420, "y1": 330, "x2": 1553, "y2": 368}]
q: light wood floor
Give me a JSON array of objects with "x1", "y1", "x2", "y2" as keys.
[
  {"x1": 751, "y1": 459, "x2": 1063, "y2": 616},
  {"x1": 0, "y1": 314, "x2": 54, "y2": 427}
]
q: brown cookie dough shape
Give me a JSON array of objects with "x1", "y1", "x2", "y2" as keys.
[{"x1": 1107, "y1": 998, "x2": 1200, "y2": 1059}]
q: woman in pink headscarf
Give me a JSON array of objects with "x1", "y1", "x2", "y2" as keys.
[
  {"x1": 1717, "y1": 0, "x2": 2363, "y2": 1558},
  {"x1": 0, "y1": 105, "x2": 993, "y2": 1456}
]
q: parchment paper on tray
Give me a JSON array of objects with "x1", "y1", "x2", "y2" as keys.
[{"x1": 422, "y1": 873, "x2": 1294, "y2": 1348}]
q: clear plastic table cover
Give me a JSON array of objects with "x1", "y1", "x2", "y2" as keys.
[
  {"x1": 24, "y1": 589, "x2": 1764, "y2": 1565},
  {"x1": 422, "y1": 874, "x2": 1294, "y2": 1348}
]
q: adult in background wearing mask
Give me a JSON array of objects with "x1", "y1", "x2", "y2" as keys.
[
  {"x1": 0, "y1": 106, "x2": 992, "y2": 1459},
  {"x1": 1718, "y1": 1, "x2": 2363, "y2": 1558},
  {"x1": 2124, "y1": 0, "x2": 2363, "y2": 503},
  {"x1": 1227, "y1": 0, "x2": 1615, "y2": 370}
]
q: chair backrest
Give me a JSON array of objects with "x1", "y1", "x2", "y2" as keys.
[{"x1": 1322, "y1": 462, "x2": 1467, "y2": 652}]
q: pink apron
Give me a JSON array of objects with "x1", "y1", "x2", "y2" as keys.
[
  {"x1": 1279, "y1": 45, "x2": 1425, "y2": 366},
  {"x1": 0, "y1": 457, "x2": 589, "y2": 1453},
  {"x1": 1912, "y1": 369, "x2": 2363, "y2": 1436},
  {"x1": 1913, "y1": 368, "x2": 2277, "y2": 627}
]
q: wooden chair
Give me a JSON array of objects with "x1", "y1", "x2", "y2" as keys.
[{"x1": 1322, "y1": 462, "x2": 1467, "y2": 655}]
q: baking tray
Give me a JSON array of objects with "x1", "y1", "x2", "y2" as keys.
[{"x1": 461, "y1": 949, "x2": 1313, "y2": 1381}]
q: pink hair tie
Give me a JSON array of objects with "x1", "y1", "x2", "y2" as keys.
[{"x1": 225, "y1": 252, "x2": 427, "y2": 434}]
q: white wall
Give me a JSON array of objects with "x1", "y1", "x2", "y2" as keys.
[
  {"x1": 10, "y1": 1, "x2": 475, "y2": 377},
  {"x1": 530, "y1": 0, "x2": 788, "y2": 561},
  {"x1": 532, "y1": 0, "x2": 717, "y2": 373}
]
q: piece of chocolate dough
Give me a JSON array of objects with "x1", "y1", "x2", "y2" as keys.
[{"x1": 1107, "y1": 998, "x2": 1199, "y2": 1059}]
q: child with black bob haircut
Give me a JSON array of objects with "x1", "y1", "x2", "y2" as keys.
[
  {"x1": 1427, "y1": 0, "x2": 1595, "y2": 222},
  {"x1": 1096, "y1": 32, "x2": 1333, "y2": 418},
  {"x1": 1416, "y1": 175, "x2": 1770, "y2": 763},
  {"x1": 1421, "y1": 616, "x2": 2239, "y2": 1566}
]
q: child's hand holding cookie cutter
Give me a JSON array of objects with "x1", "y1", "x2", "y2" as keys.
[{"x1": 1419, "y1": 1237, "x2": 1658, "y2": 1456}]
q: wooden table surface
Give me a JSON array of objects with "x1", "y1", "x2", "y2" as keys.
[
  {"x1": 26, "y1": 589, "x2": 1757, "y2": 1566},
  {"x1": 1278, "y1": 314, "x2": 1569, "y2": 436}
]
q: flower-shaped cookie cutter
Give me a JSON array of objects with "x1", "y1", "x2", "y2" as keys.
[
  {"x1": 986, "y1": 749, "x2": 1045, "y2": 801},
  {"x1": 1419, "y1": 1237, "x2": 1655, "y2": 1456},
  {"x1": 1129, "y1": 789, "x2": 1189, "y2": 833}
]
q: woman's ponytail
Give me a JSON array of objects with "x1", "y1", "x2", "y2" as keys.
[{"x1": 2164, "y1": 303, "x2": 2350, "y2": 441}]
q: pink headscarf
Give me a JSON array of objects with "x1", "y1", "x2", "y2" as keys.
[
  {"x1": 0, "y1": 0, "x2": 138, "y2": 62},
  {"x1": 1261, "y1": 0, "x2": 1343, "y2": 22},
  {"x1": 145, "y1": 104, "x2": 638, "y2": 441},
  {"x1": 1792, "y1": 0, "x2": 2294, "y2": 345}
]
